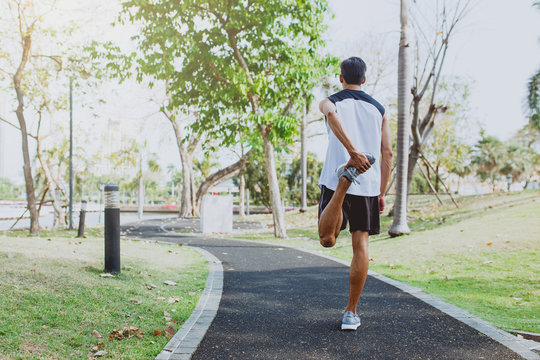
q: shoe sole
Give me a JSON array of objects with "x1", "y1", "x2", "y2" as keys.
[{"x1": 341, "y1": 323, "x2": 360, "y2": 331}]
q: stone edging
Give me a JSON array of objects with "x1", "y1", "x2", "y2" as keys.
[
  {"x1": 218, "y1": 236, "x2": 540, "y2": 360},
  {"x1": 154, "y1": 246, "x2": 223, "y2": 360}
]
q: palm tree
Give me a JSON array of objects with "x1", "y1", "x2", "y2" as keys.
[{"x1": 389, "y1": 0, "x2": 412, "y2": 237}]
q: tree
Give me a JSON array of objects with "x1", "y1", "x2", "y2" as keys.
[
  {"x1": 0, "y1": 0, "x2": 96, "y2": 233},
  {"x1": 527, "y1": 1, "x2": 540, "y2": 130},
  {"x1": 406, "y1": 0, "x2": 472, "y2": 193},
  {"x1": 389, "y1": 0, "x2": 412, "y2": 237},
  {"x1": 526, "y1": 69, "x2": 540, "y2": 131},
  {"x1": 287, "y1": 152, "x2": 323, "y2": 206},
  {"x1": 471, "y1": 133, "x2": 505, "y2": 192},
  {"x1": 114, "y1": 0, "x2": 330, "y2": 238}
]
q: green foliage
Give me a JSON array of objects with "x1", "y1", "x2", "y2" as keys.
[
  {"x1": 286, "y1": 153, "x2": 323, "y2": 205},
  {"x1": 109, "y1": 0, "x2": 336, "y2": 150},
  {"x1": 526, "y1": 68, "x2": 540, "y2": 130},
  {"x1": 410, "y1": 172, "x2": 430, "y2": 194},
  {"x1": 471, "y1": 133, "x2": 505, "y2": 188},
  {"x1": 242, "y1": 149, "x2": 288, "y2": 207},
  {"x1": 0, "y1": 178, "x2": 23, "y2": 200}
]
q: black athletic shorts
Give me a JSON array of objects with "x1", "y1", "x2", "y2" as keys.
[{"x1": 318, "y1": 185, "x2": 380, "y2": 235}]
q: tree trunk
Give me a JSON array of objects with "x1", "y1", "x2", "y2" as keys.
[
  {"x1": 389, "y1": 0, "x2": 412, "y2": 237},
  {"x1": 169, "y1": 116, "x2": 199, "y2": 217},
  {"x1": 434, "y1": 162, "x2": 440, "y2": 193},
  {"x1": 137, "y1": 173, "x2": 144, "y2": 220},
  {"x1": 179, "y1": 150, "x2": 195, "y2": 217},
  {"x1": 239, "y1": 171, "x2": 245, "y2": 217},
  {"x1": 406, "y1": 147, "x2": 420, "y2": 195},
  {"x1": 13, "y1": 33, "x2": 39, "y2": 235},
  {"x1": 300, "y1": 109, "x2": 308, "y2": 211},
  {"x1": 194, "y1": 153, "x2": 249, "y2": 213},
  {"x1": 260, "y1": 125, "x2": 287, "y2": 238},
  {"x1": 36, "y1": 142, "x2": 65, "y2": 227}
]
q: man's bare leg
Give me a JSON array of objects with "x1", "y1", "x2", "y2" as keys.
[
  {"x1": 318, "y1": 177, "x2": 352, "y2": 247},
  {"x1": 345, "y1": 230, "x2": 369, "y2": 313}
]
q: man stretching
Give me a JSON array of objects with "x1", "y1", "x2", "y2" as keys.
[{"x1": 318, "y1": 57, "x2": 393, "y2": 331}]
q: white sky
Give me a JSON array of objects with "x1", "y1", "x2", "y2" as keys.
[{"x1": 1, "y1": 0, "x2": 539, "y2": 184}]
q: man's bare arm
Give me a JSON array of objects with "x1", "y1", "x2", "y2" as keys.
[
  {"x1": 319, "y1": 98, "x2": 372, "y2": 173},
  {"x1": 379, "y1": 115, "x2": 393, "y2": 211}
]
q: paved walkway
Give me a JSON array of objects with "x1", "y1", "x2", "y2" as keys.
[{"x1": 123, "y1": 219, "x2": 537, "y2": 360}]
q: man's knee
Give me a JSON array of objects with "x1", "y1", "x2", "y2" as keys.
[{"x1": 320, "y1": 235, "x2": 336, "y2": 248}]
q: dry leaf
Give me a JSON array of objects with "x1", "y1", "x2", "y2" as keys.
[
  {"x1": 483, "y1": 260, "x2": 493, "y2": 264},
  {"x1": 94, "y1": 350, "x2": 107, "y2": 357},
  {"x1": 155, "y1": 296, "x2": 166, "y2": 301},
  {"x1": 153, "y1": 330, "x2": 162, "y2": 336},
  {"x1": 92, "y1": 330, "x2": 102, "y2": 338},
  {"x1": 164, "y1": 326, "x2": 176, "y2": 339},
  {"x1": 168, "y1": 250, "x2": 173, "y2": 253},
  {"x1": 147, "y1": 283, "x2": 157, "y2": 290},
  {"x1": 164, "y1": 280, "x2": 177, "y2": 286},
  {"x1": 167, "y1": 296, "x2": 182, "y2": 303},
  {"x1": 486, "y1": 242, "x2": 493, "y2": 246},
  {"x1": 100, "y1": 273, "x2": 114, "y2": 278},
  {"x1": 164, "y1": 311, "x2": 172, "y2": 321},
  {"x1": 97, "y1": 342, "x2": 105, "y2": 349},
  {"x1": 129, "y1": 299, "x2": 142, "y2": 305},
  {"x1": 178, "y1": 243, "x2": 182, "y2": 247},
  {"x1": 166, "y1": 320, "x2": 177, "y2": 326}
]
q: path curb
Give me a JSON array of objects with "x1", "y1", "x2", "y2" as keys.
[{"x1": 154, "y1": 246, "x2": 223, "y2": 360}]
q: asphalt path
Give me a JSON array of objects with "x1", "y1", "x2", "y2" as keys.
[{"x1": 123, "y1": 219, "x2": 524, "y2": 360}]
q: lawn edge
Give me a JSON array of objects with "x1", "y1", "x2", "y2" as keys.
[
  {"x1": 153, "y1": 245, "x2": 223, "y2": 360},
  {"x1": 217, "y1": 235, "x2": 540, "y2": 360}
]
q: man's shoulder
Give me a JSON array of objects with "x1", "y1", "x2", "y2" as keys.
[{"x1": 328, "y1": 90, "x2": 385, "y2": 117}]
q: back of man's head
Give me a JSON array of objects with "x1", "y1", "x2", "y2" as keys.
[{"x1": 340, "y1": 57, "x2": 367, "y2": 85}]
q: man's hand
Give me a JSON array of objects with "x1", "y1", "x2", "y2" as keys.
[
  {"x1": 345, "y1": 151, "x2": 372, "y2": 173},
  {"x1": 378, "y1": 195, "x2": 385, "y2": 214}
]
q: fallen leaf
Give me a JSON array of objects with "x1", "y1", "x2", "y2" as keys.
[
  {"x1": 164, "y1": 280, "x2": 177, "y2": 286},
  {"x1": 97, "y1": 342, "x2": 105, "y2": 349},
  {"x1": 178, "y1": 243, "x2": 182, "y2": 247},
  {"x1": 147, "y1": 283, "x2": 157, "y2": 290},
  {"x1": 155, "y1": 296, "x2": 166, "y2": 301},
  {"x1": 129, "y1": 299, "x2": 142, "y2": 305},
  {"x1": 153, "y1": 330, "x2": 162, "y2": 336},
  {"x1": 150, "y1": 340, "x2": 155, "y2": 344},
  {"x1": 509, "y1": 294, "x2": 513, "y2": 297},
  {"x1": 100, "y1": 273, "x2": 114, "y2": 278},
  {"x1": 166, "y1": 320, "x2": 178, "y2": 326},
  {"x1": 90, "y1": 345, "x2": 99, "y2": 352},
  {"x1": 188, "y1": 291, "x2": 196, "y2": 296},
  {"x1": 164, "y1": 326, "x2": 176, "y2": 339},
  {"x1": 47, "y1": 238, "x2": 52, "y2": 241},
  {"x1": 168, "y1": 250, "x2": 173, "y2": 253},
  {"x1": 486, "y1": 242, "x2": 493, "y2": 246},
  {"x1": 168, "y1": 296, "x2": 182, "y2": 303},
  {"x1": 92, "y1": 330, "x2": 102, "y2": 338},
  {"x1": 94, "y1": 350, "x2": 107, "y2": 357},
  {"x1": 164, "y1": 311, "x2": 172, "y2": 321}
]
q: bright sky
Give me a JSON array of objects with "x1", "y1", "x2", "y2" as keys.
[
  {"x1": 328, "y1": 0, "x2": 540, "y2": 138},
  {"x1": 1, "y1": 0, "x2": 539, "y2": 183}
]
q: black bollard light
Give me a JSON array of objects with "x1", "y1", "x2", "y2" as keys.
[
  {"x1": 77, "y1": 200, "x2": 87, "y2": 238},
  {"x1": 104, "y1": 183, "x2": 121, "y2": 274}
]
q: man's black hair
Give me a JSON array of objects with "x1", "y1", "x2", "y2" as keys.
[{"x1": 340, "y1": 57, "x2": 367, "y2": 85}]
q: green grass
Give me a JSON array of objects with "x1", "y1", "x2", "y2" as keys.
[
  {"x1": 235, "y1": 191, "x2": 540, "y2": 333},
  {"x1": 0, "y1": 234, "x2": 208, "y2": 359}
]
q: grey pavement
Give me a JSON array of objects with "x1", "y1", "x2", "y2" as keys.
[{"x1": 123, "y1": 218, "x2": 538, "y2": 360}]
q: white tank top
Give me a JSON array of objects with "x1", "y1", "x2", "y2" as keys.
[{"x1": 318, "y1": 89, "x2": 385, "y2": 197}]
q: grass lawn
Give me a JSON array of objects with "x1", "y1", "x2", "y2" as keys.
[
  {"x1": 0, "y1": 230, "x2": 208, "y2": 359},
  {"x1": 235, "y1": 190, "x2": 540, "y2": 333}
]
